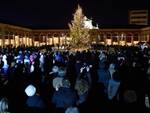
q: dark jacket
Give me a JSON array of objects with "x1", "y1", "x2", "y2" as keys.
[{"x1": 52, "y1": 87, "x2": 78, "y2": 108}]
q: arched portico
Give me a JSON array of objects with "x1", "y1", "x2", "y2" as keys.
[{"x1": 0, "y1": 23, "x2": 150, "y2": 47}]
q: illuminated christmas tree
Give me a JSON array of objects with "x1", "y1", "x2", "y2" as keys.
[{"x1": 68, "y1": 5, "x2": 90, "y2": 49}]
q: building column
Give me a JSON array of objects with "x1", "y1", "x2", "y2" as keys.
[
  {"x1": 116, "y1": 33, "x2": 119, "y2": 45},
  {"x1": 21, "y1": 35, "x2": 24, "y2": 45},
  {"x1": 146, "y1": 33, "x2": 149, "y2": 42},
  {"x1": 144, "y1": 34, "x2": 147, "y2": 41},
  {"x1": 65, "y1": 36, "x2": 67, "y2": 45},
  {"x1": 104, "y1": 33, "x2": 107, "y2": 45},
  {"x1": 131, "y1": 35, "x2": 134, "y2": 45},
  {"x1": 124, "y1": 34, "x2": 127, "y2": 45},
  {"x1": 13, "y1": 34, "x2": 15, "y2": 47},
  {"x1": 32, "y1": 35, "x2": 35, "y2": 46},
  {"x1": 17, "y1": 35, "x2": 19, "y2": 46},
  {"x1": 29, "y1": 34, "x2": 33, "y2": 46},
  {"x1": 148, "y1": 33, "x2": 150, "y2": 42},
  {"x1": 52, "y1": 36, "x2": 54, "y2": 45},
  {"x1": 46, "y1": 35, "x2": 49, "y2": 45},
  {"x1": 58, "y1": 36, "x2": 60, "y2": 46},
  {"x1": 21, "y1": 35, "x2": 23, "y2": 46},
  {"x1": 47, "y1": 35, "x2": 49, "y2": 45},
  {"x1": 24, "y1": 34, "x2": 27, "y2": 46},
  {"x1": 138, "y1": 33, "x2": 141, "y2": 42},
  {"x1": 1, "y1": 28, "x2": 5, "y2": 47},
  {"x1": 44, "y1": 35, "x2": 46, "y2": 45},
  {"x1": 45, "y1": 35, "x2": 48, "y2": 45},
  {"x1": 8, "y1": 33, "x2": 11, "y2": 45},
  {"x1": 117, "y1": 34, "x2": 120, "y2": 45},
  {"x1": 120, "y1": 33, "x2": 125, "y2": 46},
  {"x1": 18, "y1": 35, "x2": 21, "y2": 46},
  {"x1": 39, "y1": 35, "x2": 41, "y2": 46},
  {"x1": 26, "y1": 35, "x2": 29, "y2": 46},
  {"x1": 110, "y1": 34, "x2": 113, "y2": 45}
]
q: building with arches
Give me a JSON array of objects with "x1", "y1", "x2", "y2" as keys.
[{"x1": 0, "y1": 22, "x2": 150, "y2": 47}]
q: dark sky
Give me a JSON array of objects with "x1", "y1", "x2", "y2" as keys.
[{"x1": 0, "y1": 0, "x2": 149, "y2": 29}]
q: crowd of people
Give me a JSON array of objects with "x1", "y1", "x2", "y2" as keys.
[{"x1": 0, "y1": 45, "x2": 150, "y2": 113}]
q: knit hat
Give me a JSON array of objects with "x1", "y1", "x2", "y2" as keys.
[
  {"x1": 25, "y1": 84, "x2": 36, "y2": 97},
  {"x1": 65, "y1": 107, "x2": 79, "y2": 113}
]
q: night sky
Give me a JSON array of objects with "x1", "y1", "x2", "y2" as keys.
[{"x1": 0, "y1": 0, "x2": 149, "y2": 29}]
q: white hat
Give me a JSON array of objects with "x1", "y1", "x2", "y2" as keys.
[
  {"x1": 2, "y1": 55, "x2": 7, "y2": 61},
  {"x1": 25, "y1": 84, "x2": 36, "y2": 96},
  {"x1": 65, "y1": 107, "x2": 79, "y2": 113}
]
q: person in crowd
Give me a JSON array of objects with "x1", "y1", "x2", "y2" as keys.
[
  {"x1": 97, "y1": 51, "x2": 110, "y2": 92},
  {"x1": 52, "y1": 78, "x2": 78, "y2": 113},
  {"x1": 0, "y1": 97, "x2": 9, "y2": 113},
  {"x1": 65, "y1": 107, "x2": 79, "y2": 113},
  {"x1": 107, "y1": 70, "x2": 121, "y2": 113},
  {"x1": 25, "y1": 84, "x2": 45, "y2": 113},
  {"x1": 1, "y1": 54, "x2": 9, "y2": 76},
  {"x1": 0, "y1": 45, "x2": 149, "y2": 113}
]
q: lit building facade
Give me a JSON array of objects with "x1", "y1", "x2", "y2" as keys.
[
  {"x1": 0, "y1": 23, "x2": 150, "y2": 47},
  {"x1": 129, "y1": 10, "x2": 149, "y2": 25}
]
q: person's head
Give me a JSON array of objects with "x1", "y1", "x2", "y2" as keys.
[
  {"x1": 109, "y1": 63, "x2": 115, "y2": 70},
  {"x1": 62, "y1": 79, "x2": 71, "y2": 88},
  {"x1": 2, "y1": 55, "x2": 7, "y2": 62},
  {"x1": 123, "y1": 90, "x2": 137, "y2": 104},
  {"x1": 147, "y1": 59, "x2": 150, "y2": 66},
  {"x1": 132, "y1": 61, "x2": 136, "y2": 67},
  {"x1": 146, "y1": 67, "x2": 150, "y2": 80},
  {"x1": 75, "y1": 79, "x2": 89, "y2": 96},
  {"x1": 19, "y1": 50, "x2": 22, "y2": 54},
  {"x1": 58, "y1": 67, "x2": 66, "y2": 77},
  {"x1": 10, "y1": 61, "x2": 16, "y2": 68},
  {"x1": 52, "y1": 66, "x2": 59, "y2": 73},
  {"x1": 0, "y1": 97, "x2": 8, "y2": 113},
  {"x1": 25, "y1": 84, "x2": 36, "y2": 97},
  {"x1": 52, "y1": 77, "x2": 63, "y2": 91},
  {"x1": 53, "y1": 77, "x2": 71, "y2": 91},
  {"x1": 65, "y1": 107, "x2": 79, "y2": 113},
  {"x1": 112, "y1": 70, "x2": 120, "y2": 82}
]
